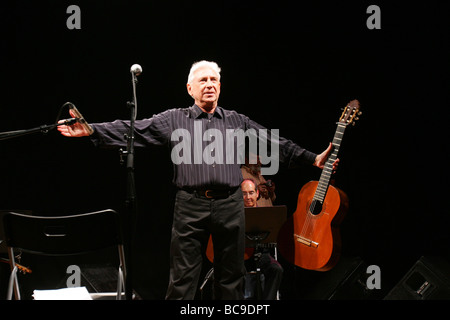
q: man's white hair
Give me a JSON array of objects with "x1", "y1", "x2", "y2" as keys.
[{"x1": 187, "y1": 60, "x2": 221, "y2": 84}]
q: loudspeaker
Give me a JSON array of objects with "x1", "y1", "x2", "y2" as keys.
[{"x1": 384, "y1": 256, "x2": 450, "y2": 300}]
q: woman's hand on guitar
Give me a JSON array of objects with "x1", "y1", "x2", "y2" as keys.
[{"x1": 314, "y1": 142, "x2": 339, "y2": 172}]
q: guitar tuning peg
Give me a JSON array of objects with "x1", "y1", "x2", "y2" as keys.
[
  {"x1": 358, "y1": 111, "x2": 362, "y2": 115},
  {"x1": 352, "y1": 122, "x2": 356, "y2": 126}
]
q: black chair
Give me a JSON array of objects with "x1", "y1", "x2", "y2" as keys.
[{"x1": 2, "y1": 209, "x2": 126, "y2": 300}]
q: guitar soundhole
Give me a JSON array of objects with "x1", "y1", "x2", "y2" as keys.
[{"x1": 309, "y1": 200, "x2": 323, "y2": 216}]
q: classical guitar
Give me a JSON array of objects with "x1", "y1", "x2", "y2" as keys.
[{"x1": 278, "y1": 100, "x2": 361, "y2": 271}]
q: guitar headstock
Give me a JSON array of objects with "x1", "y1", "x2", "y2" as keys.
[{"x1": 339, "y1": 99, "x2": 361, "y2": 126}]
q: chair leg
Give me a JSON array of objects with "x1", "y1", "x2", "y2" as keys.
[
  {"x1": 7, "y1": 247, "x2": 21, "y2": 300},
  {"x1": 7, "y1": 266, "x2": 20, "y2": 300},
  {"x1": 117, "y1": 245, "x2": 127, "y2": 300},
  {"x1": 116, "y1": 267, "x2": 124, "y2": 300}
]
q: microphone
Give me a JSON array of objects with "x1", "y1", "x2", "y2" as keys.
[
  {"x1": 67, "y1": 103, "x2": 94, "y2": 135},
  {"x1": 130, "y1": 64, "x2": 142, "y2": 76},
  {"x1": 57, "y1": 118, "x2": 78, "y2": 126}
]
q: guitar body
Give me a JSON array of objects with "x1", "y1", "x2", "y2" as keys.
[{"x1": 278, "y1": 181, "x2": 349, "y2": 271}]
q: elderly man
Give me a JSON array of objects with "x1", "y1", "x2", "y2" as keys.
[
  {"x1": 241, "y1": 178, "x2": 260, "y2": 208},
  {"x1": 58, "y1": 60, "x2": 337, "y2": 300}
]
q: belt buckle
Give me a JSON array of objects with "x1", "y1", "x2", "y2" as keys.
[{"x1": 205, "y1": 190, "x2": 214, "y2": 198}]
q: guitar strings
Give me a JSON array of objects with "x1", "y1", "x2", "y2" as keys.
[
  {"x1": 300, "y1": 148, "x2": 338, "y2": 239},
  {"x1": 300, "y1": 190, "x2": 315, "y2": 238},
  {"x1": 298, "y1": 114, "x2": 352, "y2": 242}
]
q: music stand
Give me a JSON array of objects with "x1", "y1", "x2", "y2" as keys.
[
  {"x1": 244, "y1": 206, "x2": 286, "y2": 300},
  {"x1": 244, "y1": 206, "x2": 287, "y2": 247}
]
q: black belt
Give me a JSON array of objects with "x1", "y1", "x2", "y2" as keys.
[{"x1": 181, "y1": 186, "x2": 239, "y2": 199}]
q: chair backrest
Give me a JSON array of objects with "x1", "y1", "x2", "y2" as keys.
[
  {"x1": 0, "y1": 210, "x2": 33, "y2": 254},
  {"x1": 2, "y1": 209, "x2": 123, "y2": 255}
]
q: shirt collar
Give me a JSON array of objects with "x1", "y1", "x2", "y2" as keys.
[{"x1": 190, "y1": 104, "x2": 223, "y2": 119}]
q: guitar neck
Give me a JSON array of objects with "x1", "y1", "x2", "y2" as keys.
[{"x1": 313, "y1": 123, "x2": 346, "y2": 203}]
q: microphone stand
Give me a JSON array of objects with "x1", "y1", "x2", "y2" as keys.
[
  {"x1": 0, "y1": 119, "x2": 77, "y2": 141},
  {"x1": 121, "y1": 70, "x2": 139, "y2": 300}
]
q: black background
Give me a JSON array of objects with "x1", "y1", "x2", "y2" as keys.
[{"x1": 1, "y1": 1, "x2": 449, "y2": 300}]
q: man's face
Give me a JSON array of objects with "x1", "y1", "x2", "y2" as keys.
[
  {"x1": 241, "y1": 180, "x2": 259, "y2": 207},
  {"x1": 187, "y1": 66, "x2": 221, "y2": 111}
]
